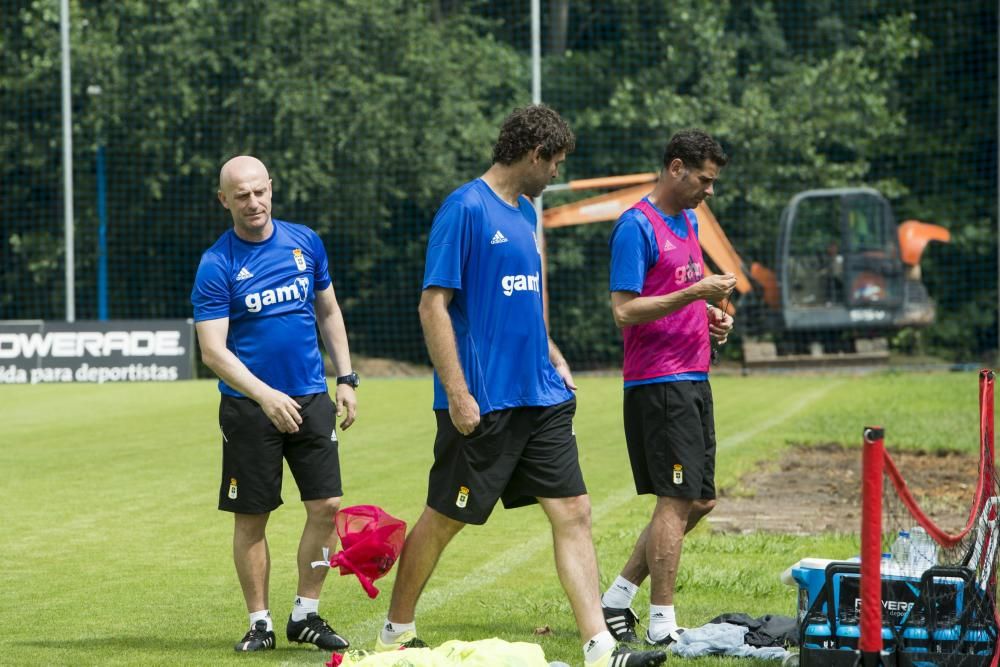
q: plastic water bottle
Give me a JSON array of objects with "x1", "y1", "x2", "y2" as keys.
[
  {"x1": 901, "y1": 610, "x2": 929, "y2": 653},
  {"x1": 881, "y1": 625, "x2": 898, "y2": 653},
  {"x1": 962, "y1": 620, "x2": 992, "y2": 655},
  {"x1": 890, "y1": 530, "x2": 912, "y2": 575},
  {"x1": 881, "y1": 552, "x2": 905, "y2": 577},
  {"x1": 804, "y1": 613, "x2": 833, "y2": 649},
  {"x1": 908, "y1": 526, "x2": 937, "y2": 576},
  {"x1": 932, "y1": 613, "x2": 961, "y2": 652},
  {"x1": 836, "y1": 610, "x2": 860, "y2": 650}
]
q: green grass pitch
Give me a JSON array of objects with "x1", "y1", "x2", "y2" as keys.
[{"x1": 0, "y1": 371, "x2": 983, "y2": 665}]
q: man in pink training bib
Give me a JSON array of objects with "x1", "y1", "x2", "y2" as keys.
[{"x1": 600, "y1": 130, "x2": 735, "y2": 647}]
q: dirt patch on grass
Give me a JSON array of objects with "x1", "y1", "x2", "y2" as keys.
[{"x1": 708, "y1": 443, "x2": 980, "y2": 535}]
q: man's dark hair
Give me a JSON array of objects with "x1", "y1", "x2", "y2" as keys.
[
  {"x1": 663, "y1": 129, "x2": 728, "y2": 170},
  {"x1": 492, "y1": 104, "x2": 576, "y2": 165}
]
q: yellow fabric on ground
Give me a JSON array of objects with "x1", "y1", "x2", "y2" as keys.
[{"x1": 337, "y1": 637, "x2": 549, "y2": 666}]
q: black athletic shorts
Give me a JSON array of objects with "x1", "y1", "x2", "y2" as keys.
[
  {"x1": 218, "y1": 392, "x2": 342, "y2": 514},
  {"x1": 426, "y1": 397, "x2": 587, "y2": 525},
  {"x1": 623, "y1": 380, "x2": 716, "y2": 500}
]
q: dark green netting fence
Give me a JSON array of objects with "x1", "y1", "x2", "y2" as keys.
[{"x1": 2, "y1": 0, "x2": 996, "y2": 371}]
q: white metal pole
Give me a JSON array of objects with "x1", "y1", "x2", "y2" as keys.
[
  {"x1": 530, "y1": 0, "x2": 549, "y2": 324},
  {"x1": 531, "y1": 0, "x2": 541, "y2": 106},
  {"x1": 531, "y1": 0, "x2": 544, "y2": 236},
  {"x1": 60, "y1": 0, "x2": 75, "y2": 322}
]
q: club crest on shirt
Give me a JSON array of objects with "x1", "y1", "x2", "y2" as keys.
[{"x1": 292, "y1": 248, "x2": 307, "y2": 271}]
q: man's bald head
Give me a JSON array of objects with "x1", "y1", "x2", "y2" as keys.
[
  {"x1": 219, "y1": 155, "x2": 269, "y2": 192},
  {"x1": 217, "y1": 155, "x2": 274, "y2": 241}
]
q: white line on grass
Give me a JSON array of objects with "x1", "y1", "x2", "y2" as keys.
[
  {"x1": 717, "y1": 380, "x2": 844, "y2": 449},
  {"x1": 353, "y1": 380, "x2": 843, "y2": 641}
]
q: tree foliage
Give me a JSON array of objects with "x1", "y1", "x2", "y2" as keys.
[{"x1": 1, "y1": 0, "x2": 995, "y2": 364}]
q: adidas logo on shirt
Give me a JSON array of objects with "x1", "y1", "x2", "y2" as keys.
[
  {"x1": 490, "y1": 230, "x2": 508, "y2": 245},
  {"x1": 663, "y1": 239, "x2": 677, "y2": 251},
  {"x1": 236, "y1": 267, "x2": 254, "y2": 281}
]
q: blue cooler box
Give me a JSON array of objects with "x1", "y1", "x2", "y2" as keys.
[{"x1": 787, "y1": 558, "x2": 847, "y2": 623}]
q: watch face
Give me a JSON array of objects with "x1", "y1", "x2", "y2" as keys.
[{"x1": 338, "y1": 372, "x2": 359, "y2": 388}]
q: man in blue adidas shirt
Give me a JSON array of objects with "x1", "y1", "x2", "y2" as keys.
[
  {"x1": 375, "y1": 106, "x2": 665, "y2": 667},
  {"x1": 191, "y1": 156, "x2": 358, "y2": 653}
]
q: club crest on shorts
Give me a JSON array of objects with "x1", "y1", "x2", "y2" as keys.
[
  {"x1": 672, "y1": 464, "x2": 683, "y2": 485},
  {"x1": 456, "y1": 485, "x2": 470, "y2": 509},
  {"x1": 228, "y1": 477, "x2": 239, "y2": 499},
  {"x1": 292, "y1": 248, "x2": 307, "y2": 271}
]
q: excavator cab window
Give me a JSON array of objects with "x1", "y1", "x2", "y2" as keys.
[
  {"x1": 842, "y1": 192, "x2": 903, "y2": 307},
  {"x1": 844, "y1": 194, "x2": 890, "y2": 253},
  {"x1": 785, "y1": 195, "x2": 844, "y2": 308}
]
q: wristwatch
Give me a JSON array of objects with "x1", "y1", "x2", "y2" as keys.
[{"x1": 336, "y1": 371, "x2": 360, "y2": 388}]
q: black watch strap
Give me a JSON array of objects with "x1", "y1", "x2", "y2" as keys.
[{"x1": 336, "y1": 371, "x2": 360, "y2": 388}]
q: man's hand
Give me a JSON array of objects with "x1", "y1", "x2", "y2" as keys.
[
  {"x1": 553, "y1": 359, "x2": 577, "y2": 391},
  {"x1": 448, "y1": 390, "x2": 481, "y2": 436},
  {"x1": 335, "y1": 384, "x2": 357, "y2": 430},
  {"x1": 259, "y1": 389, "x2": 303, "y2": 433},
  {"x1": 708, "y1": 306, "x2": 735, "y2": 345},
  {"x1": 693, "y1": 273, "x2": 737, "y2": 302}
]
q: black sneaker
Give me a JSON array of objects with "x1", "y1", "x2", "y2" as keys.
[
  {"x1": 645, "y1": 628, "x2": 685, "y2": 647},
  {"x1": 586, "y1": 644, "x2": 667, "y2": 667},
  {"x1": 286, "y1": 612, "x2": 350, "y2": 650},
  {"x1": 234, "y1": 620, "x2": 275, "y2": 652},
  {"x1": 603, "y1": 605, "x2": 640, "y2": 643}
]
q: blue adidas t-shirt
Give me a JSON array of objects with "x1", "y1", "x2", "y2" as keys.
[
  {"x1": 423, "y1": 178, "x2": 573, "y2": 414},
  {"x1": 191, "y1": 219, "x2": 332, "y2": 398},
  {"x1": 609, "y1": 198, "x2": 706, "y2": 386}
]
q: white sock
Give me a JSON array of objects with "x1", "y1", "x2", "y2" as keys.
[
  {"x1": 602, "y1": 576, "x2": 639, "y2": 609},
  {"x1": 381, "y1": 619, "x2": 416, "y2": 643},
  {"x1": 291, "y1": 595, "x2": 319, "y2": 622},
  {"x1": 249, "y1": 609, "x2": 272, "y2": 631},
  {"x1": 583, "y1": 631, "x2": 616, "y2": 664},
  {"x1": 648, "y1": 604, "x2": 677, "y2": 640}
]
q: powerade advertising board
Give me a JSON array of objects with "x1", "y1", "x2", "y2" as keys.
[
  {"x1": 0, "y1": 320, "x2": 195, "y2": 384},
  {"x1": 836, "y1": 572, "x2": 963, "y2": 625}
]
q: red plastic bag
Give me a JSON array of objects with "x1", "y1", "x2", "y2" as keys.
[{"x1": 314, "y1": 505, "x2": 407, "y2": 599}]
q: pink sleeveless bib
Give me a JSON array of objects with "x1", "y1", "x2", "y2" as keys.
[{"x1": 621, "y1": 200, "x2": 710, "y2": 381}]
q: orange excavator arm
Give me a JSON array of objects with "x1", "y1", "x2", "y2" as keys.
[
  {"x1": 542, "y1": 178, "x2": 756, "y2": 302},
  {"x1": 691, "y1": 201, "x2": 752, "y2": 296},
  {"x1": 898, "y1": 220, "x2": 950, "y2": 266},
  {"x1": 543, "y1": 182, "x2": 657, "y2": 228}
]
